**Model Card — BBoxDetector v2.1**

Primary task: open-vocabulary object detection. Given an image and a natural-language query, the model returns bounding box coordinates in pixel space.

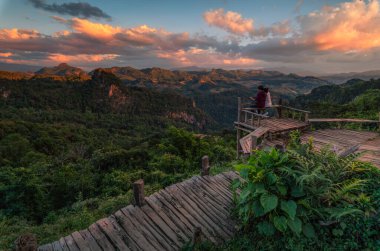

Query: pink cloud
[299,0,380,51]
[204,8,254,35]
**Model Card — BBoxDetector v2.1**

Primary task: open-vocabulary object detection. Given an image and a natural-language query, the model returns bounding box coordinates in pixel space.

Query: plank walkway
[235,118,309,134]
[38,172,240,251]
[264,129,380,167]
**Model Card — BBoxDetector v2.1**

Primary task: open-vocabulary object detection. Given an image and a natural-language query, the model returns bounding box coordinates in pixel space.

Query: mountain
[321,70,380,84]
[35,63,90,80]
[0,69,212,129]
[91,66,329,127]
[0,64,329,128]
[293,78,380,120]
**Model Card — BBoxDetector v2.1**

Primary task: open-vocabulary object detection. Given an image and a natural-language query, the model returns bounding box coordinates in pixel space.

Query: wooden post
[378,112,380,131]
[191,227,202,246]
[278,98,283,118]
[15,234,37,251]
[275,144,286,153]
[305,112,309,123]
[237,97,242,158]
[237,97,242,123]
[201,156,210,176]
[237,128,241,158]
[250,136,258,154]
[133,179,145,207]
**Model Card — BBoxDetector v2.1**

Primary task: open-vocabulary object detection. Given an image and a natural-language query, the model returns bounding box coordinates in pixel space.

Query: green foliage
[231,136,380,250]
[0,76,236,249]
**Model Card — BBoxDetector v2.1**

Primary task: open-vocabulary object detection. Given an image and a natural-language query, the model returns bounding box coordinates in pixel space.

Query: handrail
[241,109,270,118]
[309,118,379,123]
[280,106,311,114]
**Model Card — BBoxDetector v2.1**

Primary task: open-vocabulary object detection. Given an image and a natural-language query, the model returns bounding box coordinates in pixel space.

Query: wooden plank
[176,179,233,231]
[158,189,218,243]
[96,217,131,251]
[51,241,63,251]
[70,232,91,251]
[176,179,235,235]
[38,244,53,251]
[146,194,193,236]
[79,230,102,251]
[114,208,161,250]
[144,195,191,240]
[140,201,187,246]
[58,238,69,251]
[63,235,80,251]
[239,127,269,154]
[309,118,378,123]
[164,184,226,242]
[123,204,177,250]
[88,223,115,251]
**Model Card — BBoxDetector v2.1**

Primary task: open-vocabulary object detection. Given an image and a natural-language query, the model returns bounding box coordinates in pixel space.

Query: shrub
[232,133,380,250]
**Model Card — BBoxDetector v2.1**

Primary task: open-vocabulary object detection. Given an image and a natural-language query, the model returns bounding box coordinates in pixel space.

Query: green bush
[232,133,380,250]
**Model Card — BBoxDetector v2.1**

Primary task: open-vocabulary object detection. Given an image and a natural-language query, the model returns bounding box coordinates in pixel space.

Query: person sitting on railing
[249,85,266,113]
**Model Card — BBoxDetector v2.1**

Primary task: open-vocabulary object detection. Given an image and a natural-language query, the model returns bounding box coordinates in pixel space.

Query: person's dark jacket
[256,90,266,108]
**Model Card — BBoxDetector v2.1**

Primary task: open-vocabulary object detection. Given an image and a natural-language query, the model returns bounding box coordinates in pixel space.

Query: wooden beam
[133,179,145,207]
[338,145,360,157]
[201,156,210,176]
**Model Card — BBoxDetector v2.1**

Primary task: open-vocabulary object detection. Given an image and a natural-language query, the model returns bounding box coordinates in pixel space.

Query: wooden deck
[38,172,240,251]
[264,129,380,167]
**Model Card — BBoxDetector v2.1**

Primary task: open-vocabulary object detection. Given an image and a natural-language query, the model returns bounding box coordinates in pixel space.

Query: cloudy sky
[0,0,380,74]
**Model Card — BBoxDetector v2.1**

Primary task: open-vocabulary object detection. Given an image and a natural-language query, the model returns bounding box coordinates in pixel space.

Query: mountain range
[320,70,380,84]
[0,63,332,127]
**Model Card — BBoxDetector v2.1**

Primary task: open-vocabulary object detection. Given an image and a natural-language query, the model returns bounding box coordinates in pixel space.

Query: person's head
[264,87,269,93]
[257,85,264,91]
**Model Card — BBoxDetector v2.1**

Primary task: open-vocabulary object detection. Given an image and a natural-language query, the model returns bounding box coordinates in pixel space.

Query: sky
[0,0,380,74]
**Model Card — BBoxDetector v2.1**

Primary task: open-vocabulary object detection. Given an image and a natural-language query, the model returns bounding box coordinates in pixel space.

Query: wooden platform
[235,118,309,134]
[264,129,380,167]
[38,172,240,251]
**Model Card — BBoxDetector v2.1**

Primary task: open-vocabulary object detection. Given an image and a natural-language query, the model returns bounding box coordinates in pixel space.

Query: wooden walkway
[38,172,240,251]
[264,129,380,167]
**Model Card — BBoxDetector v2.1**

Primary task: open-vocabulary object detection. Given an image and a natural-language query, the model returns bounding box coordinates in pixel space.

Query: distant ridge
[35,63,90,79]
[321,70,380,84]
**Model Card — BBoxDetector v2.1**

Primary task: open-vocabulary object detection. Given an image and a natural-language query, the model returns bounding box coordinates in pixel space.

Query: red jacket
[256,90,267,108]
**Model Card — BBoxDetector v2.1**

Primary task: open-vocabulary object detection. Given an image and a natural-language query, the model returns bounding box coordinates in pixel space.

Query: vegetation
[215,132,380,250]
[294,78,380,121]
[0,73,235,250]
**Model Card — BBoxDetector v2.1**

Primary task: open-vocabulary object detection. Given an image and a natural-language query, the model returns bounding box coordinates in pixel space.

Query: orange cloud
[204,8,254,35]
[0,28,40,40]
[203,8,290,37]
[48,53,119,62]
[158,48,257,68]
[304,0,380,51]
[69,18,122,40]
[0,52,13,57]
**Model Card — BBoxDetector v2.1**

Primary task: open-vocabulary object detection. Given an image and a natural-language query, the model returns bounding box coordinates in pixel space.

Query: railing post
[133,179,145,207]
[305,112,309,123]
[237,97,242,158]
[201,156,210,176]
[250,136,258,154]
[278,98,283,118]
[237,97,242,122]
[378,112,380,131]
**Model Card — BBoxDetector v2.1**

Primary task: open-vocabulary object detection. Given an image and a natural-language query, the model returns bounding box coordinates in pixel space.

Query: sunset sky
[1,0,380,74]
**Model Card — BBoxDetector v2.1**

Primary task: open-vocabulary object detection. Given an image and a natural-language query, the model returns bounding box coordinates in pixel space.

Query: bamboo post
[201,156,210,176]
[191,227,202,246]
[133,179,145,207]
[237,97,242,158]
[278,98,283,118]
[275,144,286,153]
[237,97,242,122]
[250,135,258,154]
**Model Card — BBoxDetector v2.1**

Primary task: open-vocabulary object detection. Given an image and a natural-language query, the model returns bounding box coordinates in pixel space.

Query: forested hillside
[293,78,380,120]
[1,64,330,128]
[0,71,235,249]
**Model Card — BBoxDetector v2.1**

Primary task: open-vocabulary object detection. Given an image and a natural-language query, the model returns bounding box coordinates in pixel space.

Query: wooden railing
[238,97,311,123]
